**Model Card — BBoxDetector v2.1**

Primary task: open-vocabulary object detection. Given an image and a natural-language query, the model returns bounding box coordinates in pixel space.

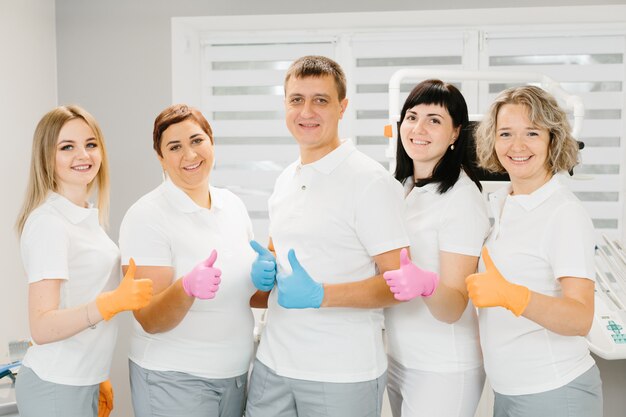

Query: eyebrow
[164,133,205,147]
[407,110,444,117]
[58,137,96,145]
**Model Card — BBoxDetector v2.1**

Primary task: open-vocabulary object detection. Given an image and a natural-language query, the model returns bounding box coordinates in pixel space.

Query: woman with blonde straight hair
[15,105,153,417]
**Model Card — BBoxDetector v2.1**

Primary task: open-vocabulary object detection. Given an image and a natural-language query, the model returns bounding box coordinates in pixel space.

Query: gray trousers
[494,365,603,417]
[129,359,247,417]
[245,358,386,417]
[15,365,98,417]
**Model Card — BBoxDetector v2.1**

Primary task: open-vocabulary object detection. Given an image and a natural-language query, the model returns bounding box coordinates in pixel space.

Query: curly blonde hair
[474,85,580,174]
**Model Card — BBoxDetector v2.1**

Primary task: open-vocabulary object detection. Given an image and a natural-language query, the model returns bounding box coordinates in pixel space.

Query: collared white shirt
[479,174,596,395]
[119,178,256,378]
[20,192,119,385]
[256,139,410,383]
[385,171,490,372]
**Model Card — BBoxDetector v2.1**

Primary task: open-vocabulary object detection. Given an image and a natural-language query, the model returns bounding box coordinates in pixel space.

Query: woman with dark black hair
[383,79,490,417]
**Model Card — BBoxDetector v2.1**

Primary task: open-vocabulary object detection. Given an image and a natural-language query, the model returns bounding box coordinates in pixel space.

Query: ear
[339,98,349,119]
[451,125,461,145]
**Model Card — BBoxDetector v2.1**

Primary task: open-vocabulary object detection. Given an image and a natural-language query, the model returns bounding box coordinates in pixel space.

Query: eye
[192,138,204,145]
[430,118,441,125]
[289,97,303,104]
[314,97,328,104]
[60,144,73,151]
[527,131,539,137]
[169,144,181,151]
[86,142,98,148]
[499,132,511,138]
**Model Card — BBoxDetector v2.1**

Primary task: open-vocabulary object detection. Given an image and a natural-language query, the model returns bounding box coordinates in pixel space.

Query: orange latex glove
[96,258,153,321]
[98,379,114,417]
[465,247,531,317]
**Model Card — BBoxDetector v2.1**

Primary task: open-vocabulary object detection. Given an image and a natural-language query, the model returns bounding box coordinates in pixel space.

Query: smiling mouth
[71,164,92,171]
[509,156,532,162]
[299,122,320,128]
[183,161,203,171]
[410,139,429,145]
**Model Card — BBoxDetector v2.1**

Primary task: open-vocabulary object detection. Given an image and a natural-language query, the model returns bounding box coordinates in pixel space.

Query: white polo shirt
[479,174,596,395]
[119,179,256,379]
[256,139,410,383]
[20,192,119,386]
[385,171,490,372]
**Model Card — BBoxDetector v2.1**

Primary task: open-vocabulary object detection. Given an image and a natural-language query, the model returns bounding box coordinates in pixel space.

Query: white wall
[0,0,57,360]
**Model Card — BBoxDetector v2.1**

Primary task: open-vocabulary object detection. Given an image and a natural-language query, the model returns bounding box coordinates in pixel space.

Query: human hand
[98,379,113,417]
[96,258,153,320]
[383,248,439,301]
[276,249,324,309]
[181,250,222,299]
[250,240,276,292]
[466,247,531,316]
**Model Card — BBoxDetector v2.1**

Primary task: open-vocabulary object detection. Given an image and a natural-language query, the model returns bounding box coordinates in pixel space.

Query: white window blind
[198,28,626,243]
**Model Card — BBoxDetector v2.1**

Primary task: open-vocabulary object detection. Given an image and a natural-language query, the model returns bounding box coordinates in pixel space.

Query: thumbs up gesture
[276,249,324,309]
[250,240,277,292]
[96,258,154,321]
[181,250,222,299]
[465,247,531,316]
[383,248,439,301]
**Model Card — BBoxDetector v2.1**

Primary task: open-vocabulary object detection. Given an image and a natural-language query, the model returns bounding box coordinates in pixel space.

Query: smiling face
[159,118,214,195]
[399,103,459,179]
[284,75,348,164]
[54,118,102,199]
[495,103,552,194]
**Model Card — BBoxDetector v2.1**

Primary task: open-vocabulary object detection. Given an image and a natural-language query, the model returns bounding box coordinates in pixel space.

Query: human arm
[276,247,406,309]
[126,253,221,334]
[249,237,276,308]
[28,260,152,345]
[466,248,594,336]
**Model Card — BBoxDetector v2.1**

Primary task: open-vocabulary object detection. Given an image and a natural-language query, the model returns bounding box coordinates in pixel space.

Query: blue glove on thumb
[250,240,276,292]
[277,249,324,309]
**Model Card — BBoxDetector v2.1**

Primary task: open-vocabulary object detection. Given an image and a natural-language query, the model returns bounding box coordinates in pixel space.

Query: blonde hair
[475,85,580,174]
[16,105,110,234]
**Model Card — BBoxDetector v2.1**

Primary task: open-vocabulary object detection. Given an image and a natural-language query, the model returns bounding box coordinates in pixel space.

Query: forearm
[522,291,594,336]
[30,301,103,345]
[250,290,270,308]
[133,279,194,333]
[321,275,400,308]
[423,284,468,324]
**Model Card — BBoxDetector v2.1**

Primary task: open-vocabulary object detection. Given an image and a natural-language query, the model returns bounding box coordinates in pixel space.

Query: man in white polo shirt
[245,55,410,417]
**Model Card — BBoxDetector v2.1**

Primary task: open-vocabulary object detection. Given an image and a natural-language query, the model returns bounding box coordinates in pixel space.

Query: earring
[450,144,455,151]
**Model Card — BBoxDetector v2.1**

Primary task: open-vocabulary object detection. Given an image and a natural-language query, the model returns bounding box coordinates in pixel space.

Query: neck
[412,160,437,182]
[181,182,211,209]
[56,184,89,208]
[299,138,341,165]
[510,172,553,195]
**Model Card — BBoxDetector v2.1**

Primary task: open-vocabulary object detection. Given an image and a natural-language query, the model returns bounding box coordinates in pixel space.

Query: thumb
[481,247,495,272]
[123,258,136,281]
[287,249,303,273]
[399,248,411,266]
[250,240,271,258]
[204,249,218,267]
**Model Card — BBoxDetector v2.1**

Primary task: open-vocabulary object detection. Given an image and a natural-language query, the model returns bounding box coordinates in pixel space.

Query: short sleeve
[20,214,70,283]
[355,175,410,256]
[544,202,596,281]
[439,184,490,256]
[119,202,172,267]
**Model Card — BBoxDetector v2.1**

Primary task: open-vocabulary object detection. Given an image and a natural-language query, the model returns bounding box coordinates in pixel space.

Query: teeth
[72,165,91,171]
[511,156,530,162]
[184,162,201,170]
[411,140,428,145]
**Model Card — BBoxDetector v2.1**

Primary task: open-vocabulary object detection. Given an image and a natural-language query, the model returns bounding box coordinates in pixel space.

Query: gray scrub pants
[129,359,247,417]
[245,358,386,417]
[493,365,603,417]
[15,365,98,417]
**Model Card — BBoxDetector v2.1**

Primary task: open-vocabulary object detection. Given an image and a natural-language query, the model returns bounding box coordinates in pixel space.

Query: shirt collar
[404,177,438,196]
[489,174,564,212]
[161,178,223,213]
[299,139,356,175]
[47,192,96,224]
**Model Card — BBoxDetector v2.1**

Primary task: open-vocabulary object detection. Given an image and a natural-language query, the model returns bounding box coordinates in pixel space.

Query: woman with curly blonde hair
[468,85,602,417]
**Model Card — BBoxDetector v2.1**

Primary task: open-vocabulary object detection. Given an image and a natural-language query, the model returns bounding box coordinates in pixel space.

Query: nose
[183,146,198,160]
[510,135,527,151]
[77,146,90,158]
[301,100,314,117]
[411,118,426,133]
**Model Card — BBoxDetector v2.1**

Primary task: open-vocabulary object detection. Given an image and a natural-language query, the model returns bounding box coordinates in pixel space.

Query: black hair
[394,79,482,193]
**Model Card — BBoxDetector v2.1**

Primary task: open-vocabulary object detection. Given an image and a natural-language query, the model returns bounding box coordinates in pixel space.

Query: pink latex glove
[181,250,222,299]
[383,248,440,301]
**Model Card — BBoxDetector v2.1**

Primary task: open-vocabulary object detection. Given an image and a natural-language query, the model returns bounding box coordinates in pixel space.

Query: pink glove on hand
[383,248,440,301]
[181,250,222,299]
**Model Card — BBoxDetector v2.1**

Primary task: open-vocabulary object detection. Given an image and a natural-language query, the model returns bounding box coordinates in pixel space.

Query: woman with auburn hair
[383,79,490,417]
[15,105,153,417]
[469,85,602,416]
[119,104,257,417]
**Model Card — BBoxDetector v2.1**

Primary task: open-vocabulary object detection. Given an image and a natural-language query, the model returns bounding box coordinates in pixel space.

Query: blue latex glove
[250,240,277,292]
[277,249,324,309]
